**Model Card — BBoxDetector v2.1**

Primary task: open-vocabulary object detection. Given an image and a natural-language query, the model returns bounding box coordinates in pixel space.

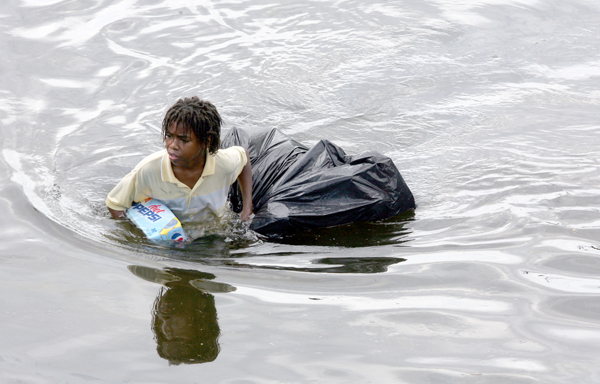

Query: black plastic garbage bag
[222,127,415,238]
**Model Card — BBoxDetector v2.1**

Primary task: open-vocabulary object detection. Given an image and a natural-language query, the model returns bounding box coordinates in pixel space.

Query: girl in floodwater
[106,97,253,224]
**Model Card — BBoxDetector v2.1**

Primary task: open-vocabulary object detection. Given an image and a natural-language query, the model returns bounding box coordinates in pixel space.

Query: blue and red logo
[171,232,185,242]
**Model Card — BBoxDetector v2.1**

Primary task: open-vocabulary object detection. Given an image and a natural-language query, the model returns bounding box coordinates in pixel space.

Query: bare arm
[237,148,253,221]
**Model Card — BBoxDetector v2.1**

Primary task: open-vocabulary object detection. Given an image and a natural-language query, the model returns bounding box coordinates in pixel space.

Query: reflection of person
[128,266,236,365]
[106,97,253,222]
[152,284,220,364]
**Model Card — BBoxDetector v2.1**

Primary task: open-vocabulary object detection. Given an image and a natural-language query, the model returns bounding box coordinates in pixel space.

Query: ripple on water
[2,0,600,381]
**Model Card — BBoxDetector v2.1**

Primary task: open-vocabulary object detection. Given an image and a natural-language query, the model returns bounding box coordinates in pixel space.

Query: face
[165,122,207,169]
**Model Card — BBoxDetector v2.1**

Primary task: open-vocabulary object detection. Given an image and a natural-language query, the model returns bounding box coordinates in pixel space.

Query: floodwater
[1,0,600,382]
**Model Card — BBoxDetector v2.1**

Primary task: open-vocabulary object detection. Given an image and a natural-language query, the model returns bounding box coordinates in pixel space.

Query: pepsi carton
[126,198,187,243]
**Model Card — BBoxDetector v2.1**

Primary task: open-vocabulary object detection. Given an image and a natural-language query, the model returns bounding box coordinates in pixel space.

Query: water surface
[1,0,600,382]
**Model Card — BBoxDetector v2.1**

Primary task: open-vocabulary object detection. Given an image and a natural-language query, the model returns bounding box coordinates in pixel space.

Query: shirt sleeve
[105,168,147,211]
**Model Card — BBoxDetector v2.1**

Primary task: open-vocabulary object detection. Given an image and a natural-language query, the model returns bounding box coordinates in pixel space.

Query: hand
[108,207,127,219]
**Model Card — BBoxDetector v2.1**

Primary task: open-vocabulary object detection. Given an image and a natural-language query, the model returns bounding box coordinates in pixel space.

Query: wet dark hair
[162,96,221,155]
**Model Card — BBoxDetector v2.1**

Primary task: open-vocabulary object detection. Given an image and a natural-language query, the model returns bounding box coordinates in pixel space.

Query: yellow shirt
[106,147,247,222]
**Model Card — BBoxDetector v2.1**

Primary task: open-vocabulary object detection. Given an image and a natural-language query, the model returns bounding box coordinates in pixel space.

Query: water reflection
[128,266,235,365]
[143,234,407,273]
[229,256,406,274]
[264,210,415,247]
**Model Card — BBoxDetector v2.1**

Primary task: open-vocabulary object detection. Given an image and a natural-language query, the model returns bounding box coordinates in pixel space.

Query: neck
[171,151,207,189]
